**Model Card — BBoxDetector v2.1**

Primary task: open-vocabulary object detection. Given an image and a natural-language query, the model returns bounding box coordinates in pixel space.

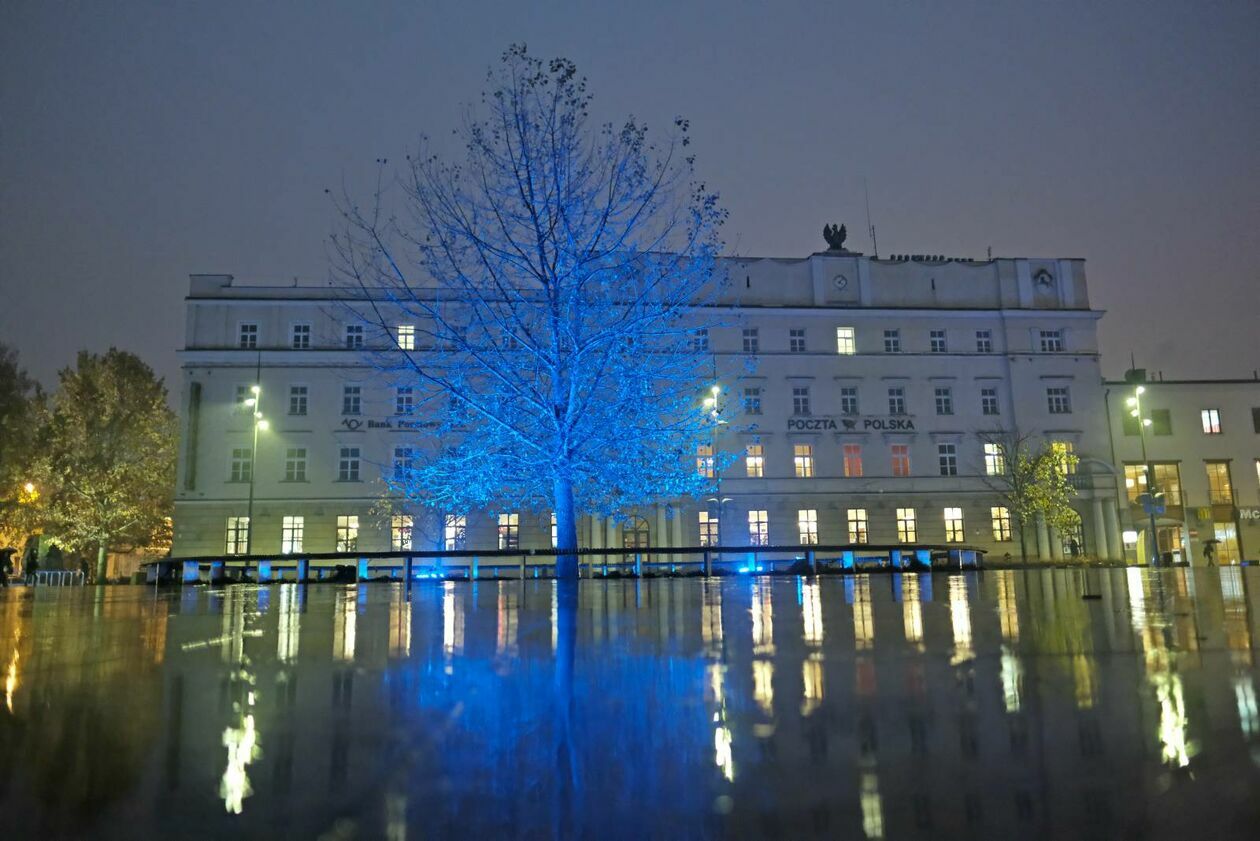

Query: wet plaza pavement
[2,567,1259,839]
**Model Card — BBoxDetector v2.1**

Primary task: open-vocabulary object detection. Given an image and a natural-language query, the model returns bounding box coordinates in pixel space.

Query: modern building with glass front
[172,249,1126,562]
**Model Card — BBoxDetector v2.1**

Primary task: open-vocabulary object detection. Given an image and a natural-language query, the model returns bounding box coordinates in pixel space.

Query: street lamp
[1126,385,1161,565]
[245,384,266,555]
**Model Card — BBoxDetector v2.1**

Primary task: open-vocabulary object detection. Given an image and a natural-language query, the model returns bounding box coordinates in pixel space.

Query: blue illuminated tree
[332,45,727,578]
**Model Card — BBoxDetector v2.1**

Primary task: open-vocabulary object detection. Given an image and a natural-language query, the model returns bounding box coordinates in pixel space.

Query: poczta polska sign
[787,416,916,432]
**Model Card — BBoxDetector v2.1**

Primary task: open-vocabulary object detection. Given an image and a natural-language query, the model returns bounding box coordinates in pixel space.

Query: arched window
[622,516,651,549]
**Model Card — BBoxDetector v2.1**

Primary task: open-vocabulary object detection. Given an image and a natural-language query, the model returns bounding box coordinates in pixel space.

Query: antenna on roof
[864,178,878,258]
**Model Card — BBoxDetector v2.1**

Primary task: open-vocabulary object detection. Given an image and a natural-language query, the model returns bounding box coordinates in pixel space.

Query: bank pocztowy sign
[341,418,437,431]
[787,416,916,432]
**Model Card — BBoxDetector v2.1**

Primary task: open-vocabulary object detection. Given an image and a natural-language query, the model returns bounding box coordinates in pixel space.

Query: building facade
[173,251,1125,562]
[1105,373,1260,564]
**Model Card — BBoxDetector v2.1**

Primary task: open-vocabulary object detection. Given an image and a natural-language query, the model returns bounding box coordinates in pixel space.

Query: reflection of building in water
[852,576,874,651]
[495,584,518,658]
[901,574,924,649]
[859,771,885,840]
[442,581,464,664]
[751,580,775,718]
[948,575,973,665]
[277,584,300,663]
[333,587,356,662]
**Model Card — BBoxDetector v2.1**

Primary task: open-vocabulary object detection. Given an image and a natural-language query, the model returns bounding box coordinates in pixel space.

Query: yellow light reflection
[753,659,774,717]
[802,581,823,646]
[714,724,734,782]
[277,584,300,663]
[860,772,885,839]
[1001,646,1022,713]
[443,581,464,666]
[902,575,923,649]
[389,590,411,659]
[333,588,356,662]
[4,636,18,715]
[949,575,973,665]
[220,709,259,814]
[1235,676,1258,739]
[752,580,774,656]
[996,570,1019,643]
[1073,654,1098,710]
[853,575,874,651]
[702,581,724,656]
[801,656,824,717]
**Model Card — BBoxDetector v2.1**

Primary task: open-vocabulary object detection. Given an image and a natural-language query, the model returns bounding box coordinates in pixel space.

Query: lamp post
[1126,386,1160,566]
[244,383,268,555]
[702,384,726,559]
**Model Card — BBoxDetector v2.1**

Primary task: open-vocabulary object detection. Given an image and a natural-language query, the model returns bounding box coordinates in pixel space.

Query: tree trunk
[95,543,107,583]
[553,475,579,579]
[1018,519,1029,564]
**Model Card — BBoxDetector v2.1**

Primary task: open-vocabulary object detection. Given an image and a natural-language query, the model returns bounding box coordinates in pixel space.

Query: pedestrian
[1068,537,1081,559]
[0,547,14,587]
[23,538,39,582]
[1203,541,1217,566]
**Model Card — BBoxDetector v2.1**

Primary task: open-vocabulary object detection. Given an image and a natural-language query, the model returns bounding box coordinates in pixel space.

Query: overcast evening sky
[2,0,1257,389]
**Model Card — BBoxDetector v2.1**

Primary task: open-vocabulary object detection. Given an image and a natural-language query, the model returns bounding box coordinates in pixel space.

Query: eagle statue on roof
[823,223,847,251]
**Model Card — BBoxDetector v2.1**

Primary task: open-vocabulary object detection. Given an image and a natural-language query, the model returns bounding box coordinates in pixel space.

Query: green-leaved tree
[981,430,1080,563]
[0,344,43,550]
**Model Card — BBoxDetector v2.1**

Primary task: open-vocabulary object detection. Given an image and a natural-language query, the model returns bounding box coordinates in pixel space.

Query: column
[590,513,603,565]
[672,507,684,565]
[655,504,668,568]
[1035,514,1051,561]
[1103,498,1122,561]
[1049,526,1063,560]
[606,518,618,569]
[1091,497,1108,562]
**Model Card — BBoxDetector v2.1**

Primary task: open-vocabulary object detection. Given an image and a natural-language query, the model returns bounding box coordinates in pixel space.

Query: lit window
[1046,386,1072,414]
[225,516,250,555]
[345,324,364,349]
[443,514,467,550]
[991,507,1012,542]
[1205,461,1233,504]
[1124,464,1149,503]
[281,515,304,554]
[342,385,361,416]
[697,444,715,478]
[338,447,361,482]
[896,508,917,543]
[698,511,720,546]
[392,446,414,481]
[745,444,764,478]
[839,386,859,415]
[396,324,415,350]
[792,386,811,416]
[798,509,818,544]
[1038,330,1063,353]
[742,328,759,354]
[943,508,965,543]
[836,327,856,355]
[691,328,709,352]
[284,448,307,482]
[291,323,311,349]
[930,330,947,353]
[891,444,911,477]
[742,387,762,415]
[975,330,992,353]
[981,387,1000,416]
[395,386,414,415]
[934,387,953,415]
[238,323,258,349]
[229,448,252,483]
[288,384,308,416]
[336,515,359,552]
[888,387,906,415]
[793,444,814,478]
[391,515,413,551]
[1051,441,1077,476]
[847,509,869,544]
[747,510,769,546]
[497,513,519,549]
[789,328,807,353]
[938,443,958,476]
[843,443,863,477]
[984,442,1005,476]
[1201,408,1222,434]
[883,329,901,353]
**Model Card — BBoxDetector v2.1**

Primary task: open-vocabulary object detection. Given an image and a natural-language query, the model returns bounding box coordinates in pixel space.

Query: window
[747,510,769,546]
[742,387,762,415]
[975,330,992,353]
[281,516,304,554]
[847,509,869,544]
[888,387,906,415]
[229,448,252,483]
[345,324,364,349]
[691,328,709,352]
[742,328,759,354]
[1046,386,1072,415]
[793,444,814,478]
[984,443,1005,476]
[1038,330,1063,353]
[697,444,715,478]
[792,386,811,416]
[1205,461,1234,504]
[336,515,359,552]
[393,446,414,480]
[934,387,953,415]
[930,330,947,353]
[883,329,901,353]
[891,444,911,477]
[698,512,720,546]
[444,514,467,550]
[291,323,311,349]
[789,328,807,353]
[395,386,414,415]
[1050,441,1077,476]
[396,324,415,350]
[1201,409,1222,434]
[896,508,917,543]
[798,509,818,544]
[288,384,308,416]
[944,508,965,543]
[1253,407,1260,433]
[497,513,520,549]
[981,387,1000,416]
[338,447,361,482]
[843,443,863,477]
[1150,408,1172,435]
[1152,463,1183,505]
[938,443,958,476]
[745,444,764,478]
[342,385,361,415]
[238,323,258,349]
[836,327,855,355]
[991,507,1012,542]
[225,516,249,555]
[284,448,307,482]
[839,386,859,415]
[391,515,413,551]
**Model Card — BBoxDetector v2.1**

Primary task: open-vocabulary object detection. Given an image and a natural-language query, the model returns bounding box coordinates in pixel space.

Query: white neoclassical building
[172,250,1125,562]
